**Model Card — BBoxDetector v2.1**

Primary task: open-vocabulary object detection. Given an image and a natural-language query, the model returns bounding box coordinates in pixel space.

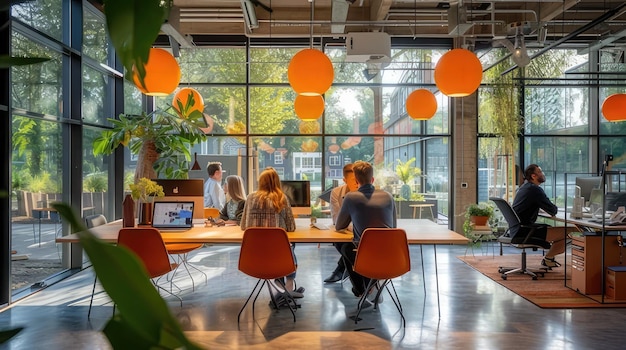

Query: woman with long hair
[240,168,302,297]
[219,175,247,225]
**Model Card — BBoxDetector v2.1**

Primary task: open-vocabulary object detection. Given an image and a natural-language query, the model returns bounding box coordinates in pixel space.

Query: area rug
[458,254,626,309]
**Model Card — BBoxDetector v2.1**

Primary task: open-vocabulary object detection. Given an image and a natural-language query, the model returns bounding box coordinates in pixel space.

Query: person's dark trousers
[333,243,346,272]
[339,242,370,297]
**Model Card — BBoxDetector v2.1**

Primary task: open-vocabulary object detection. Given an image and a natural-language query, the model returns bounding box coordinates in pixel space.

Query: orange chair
[118,228,182,306]
[165,243,207,291]
[352,228,411,327]
[237,227,298,324]
[204,207,220,220]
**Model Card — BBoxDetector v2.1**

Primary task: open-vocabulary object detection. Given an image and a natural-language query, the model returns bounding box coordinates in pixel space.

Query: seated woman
[219,175,246,225]
[240,167,303,298]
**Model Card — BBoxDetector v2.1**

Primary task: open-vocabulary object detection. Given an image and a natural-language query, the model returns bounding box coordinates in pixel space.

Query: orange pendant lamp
[406,89,437,120]
[172,88,204,118]
[434,48,483,97]
[294,94,325,120]
[288,48,334,96]
[602,93,626,122]
[132,48,181,96]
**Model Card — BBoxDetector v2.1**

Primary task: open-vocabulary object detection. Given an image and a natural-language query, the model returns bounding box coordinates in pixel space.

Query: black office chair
[489,197,550,280]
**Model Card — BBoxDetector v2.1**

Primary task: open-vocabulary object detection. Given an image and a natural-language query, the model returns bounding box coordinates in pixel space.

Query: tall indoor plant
[93,107,206,184]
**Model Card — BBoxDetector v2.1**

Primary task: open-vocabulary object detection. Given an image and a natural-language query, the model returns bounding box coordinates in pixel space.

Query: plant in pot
[395,157,421,200]
[463,202,495,237]
[129,177,165,225]
[93,105,206,185]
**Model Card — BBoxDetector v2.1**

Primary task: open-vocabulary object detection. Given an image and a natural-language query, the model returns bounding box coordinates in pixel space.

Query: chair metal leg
[238,279,264,326]
[87,275,98,318]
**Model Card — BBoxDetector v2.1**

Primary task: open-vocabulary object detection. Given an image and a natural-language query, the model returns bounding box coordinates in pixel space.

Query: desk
[542,212,626,302]
[409,203,435,219]
[57,218,467,316]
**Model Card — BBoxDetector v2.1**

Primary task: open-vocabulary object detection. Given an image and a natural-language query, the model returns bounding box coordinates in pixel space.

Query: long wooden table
[56,218,467,245]
[57,218,467,317]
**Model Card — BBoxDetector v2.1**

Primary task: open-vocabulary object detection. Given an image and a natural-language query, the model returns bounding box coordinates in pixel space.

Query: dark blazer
[219,199,246,223]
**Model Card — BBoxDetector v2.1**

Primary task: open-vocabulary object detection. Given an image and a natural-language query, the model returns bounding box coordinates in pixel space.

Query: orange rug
[458,254,626,309]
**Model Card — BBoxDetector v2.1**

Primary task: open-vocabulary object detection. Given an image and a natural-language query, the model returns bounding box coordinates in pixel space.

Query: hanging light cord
[310,0,314,48]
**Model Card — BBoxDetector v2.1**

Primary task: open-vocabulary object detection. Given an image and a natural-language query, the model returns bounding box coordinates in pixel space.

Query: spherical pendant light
[406,89,437,120]
[172,88,204,118]
[132,48,181,96]
[434,48,483,97]
[294,94,325,120]
[602,93,626,122]
[288,48,334,96]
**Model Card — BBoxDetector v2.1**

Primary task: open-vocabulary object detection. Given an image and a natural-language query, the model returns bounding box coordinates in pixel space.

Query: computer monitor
[575,176,602,203]
[281,180,311,217]
[152,179,205,219]
[606,192,626,212]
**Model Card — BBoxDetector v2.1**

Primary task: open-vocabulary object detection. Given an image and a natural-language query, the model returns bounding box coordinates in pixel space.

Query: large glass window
[11,33,63,116]
[82,6,109,63]
[11,0,63,41]
[11,115,64,291]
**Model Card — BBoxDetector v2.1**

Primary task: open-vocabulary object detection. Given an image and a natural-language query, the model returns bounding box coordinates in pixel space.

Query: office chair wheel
[532,276,538,280]
[501,274,507,280]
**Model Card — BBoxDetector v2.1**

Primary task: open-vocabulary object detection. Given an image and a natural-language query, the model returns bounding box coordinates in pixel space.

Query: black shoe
[324,270,344,283]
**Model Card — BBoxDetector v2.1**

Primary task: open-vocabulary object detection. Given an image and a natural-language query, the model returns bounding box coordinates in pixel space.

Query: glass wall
[147,45,451,221]
[9,1,118,296]
[477,48,626,207]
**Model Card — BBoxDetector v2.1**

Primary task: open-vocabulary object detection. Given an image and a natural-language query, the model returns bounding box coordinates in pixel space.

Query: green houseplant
[463,202,495,236]
[93,108,206,184]
[395,158,422,200]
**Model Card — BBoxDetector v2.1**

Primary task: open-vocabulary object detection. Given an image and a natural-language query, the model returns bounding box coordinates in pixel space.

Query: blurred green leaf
[0,327,23,344]
[0,56,50,68]
[104,0,171,86]
[51,202,201,349]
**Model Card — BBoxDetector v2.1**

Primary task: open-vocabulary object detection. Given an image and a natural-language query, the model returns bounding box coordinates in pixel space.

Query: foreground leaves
[52,203,201,349]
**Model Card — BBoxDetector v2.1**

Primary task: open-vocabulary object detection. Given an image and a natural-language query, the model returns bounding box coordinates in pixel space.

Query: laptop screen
[152,201,194,230]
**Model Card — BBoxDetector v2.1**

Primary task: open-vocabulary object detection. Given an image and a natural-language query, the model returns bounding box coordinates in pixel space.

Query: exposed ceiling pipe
[502,2,626,75]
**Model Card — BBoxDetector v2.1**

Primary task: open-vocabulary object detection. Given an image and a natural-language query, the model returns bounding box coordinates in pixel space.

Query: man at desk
[513,164,566,268]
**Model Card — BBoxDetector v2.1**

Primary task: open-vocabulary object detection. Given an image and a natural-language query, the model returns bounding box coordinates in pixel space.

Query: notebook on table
[151,201,195,232]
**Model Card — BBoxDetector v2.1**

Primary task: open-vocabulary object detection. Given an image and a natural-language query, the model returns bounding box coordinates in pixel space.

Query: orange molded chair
[237,227,298,325]
[118,228,182,306]
[353,228,411,327]
[204,207,220,220]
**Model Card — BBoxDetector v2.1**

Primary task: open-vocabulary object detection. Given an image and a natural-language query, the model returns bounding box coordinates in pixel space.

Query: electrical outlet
[461,182,468,188]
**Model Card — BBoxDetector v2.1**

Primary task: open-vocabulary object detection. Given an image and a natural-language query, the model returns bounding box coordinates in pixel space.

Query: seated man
[335,161,396,299]
[512,164,566,268]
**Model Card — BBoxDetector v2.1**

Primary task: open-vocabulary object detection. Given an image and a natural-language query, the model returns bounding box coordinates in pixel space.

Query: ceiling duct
[331,0,350,34]
[448,4,473,36]
[241,0,259,30]
[161,6,194,49]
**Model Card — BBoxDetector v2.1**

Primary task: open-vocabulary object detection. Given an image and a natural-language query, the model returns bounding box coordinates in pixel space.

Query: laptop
[151,201,195,231]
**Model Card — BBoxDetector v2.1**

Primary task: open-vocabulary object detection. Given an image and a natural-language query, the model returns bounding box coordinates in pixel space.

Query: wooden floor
[2,242,626,349]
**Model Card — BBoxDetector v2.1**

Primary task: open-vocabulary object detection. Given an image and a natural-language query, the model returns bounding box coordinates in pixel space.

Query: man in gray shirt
[335,160,396,298]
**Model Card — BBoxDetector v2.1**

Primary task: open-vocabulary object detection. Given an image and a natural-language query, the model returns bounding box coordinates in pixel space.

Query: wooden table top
[541,211,626,231]
[56,218,468,245]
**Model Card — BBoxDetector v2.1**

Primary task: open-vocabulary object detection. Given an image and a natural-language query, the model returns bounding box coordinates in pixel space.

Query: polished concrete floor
[1,242,626,349]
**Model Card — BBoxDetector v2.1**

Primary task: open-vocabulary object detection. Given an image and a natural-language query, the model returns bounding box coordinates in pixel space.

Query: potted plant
[395,158,421,200]
[463,202,494,236]
[93,107,206,185]
[129,178,165,225]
